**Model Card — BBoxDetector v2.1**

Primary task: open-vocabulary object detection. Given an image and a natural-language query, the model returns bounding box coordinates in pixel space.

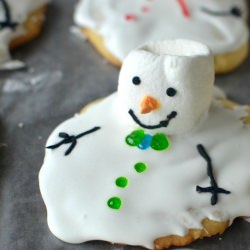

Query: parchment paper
[0,1,249,249]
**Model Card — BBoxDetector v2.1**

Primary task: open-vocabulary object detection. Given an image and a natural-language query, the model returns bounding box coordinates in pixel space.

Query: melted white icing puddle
[40,94,250,249]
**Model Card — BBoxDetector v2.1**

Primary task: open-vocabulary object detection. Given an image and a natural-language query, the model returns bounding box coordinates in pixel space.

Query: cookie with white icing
[39,40,250,249]
[0,0,49,70]
[74,0,249,73]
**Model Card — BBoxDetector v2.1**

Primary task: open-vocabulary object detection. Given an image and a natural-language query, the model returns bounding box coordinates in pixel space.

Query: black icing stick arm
[0,0,18,30]
[46,126,101,156]
[196,144,231,206]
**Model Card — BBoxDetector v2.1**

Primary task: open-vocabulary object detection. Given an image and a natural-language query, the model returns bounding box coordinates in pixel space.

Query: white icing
[0,59,25,70]
[70,25,87,41]
[39,41,250,249]
[74,0,249,61]
[213,86,226,100]
[0,0,49,69]
[39,95,250,249]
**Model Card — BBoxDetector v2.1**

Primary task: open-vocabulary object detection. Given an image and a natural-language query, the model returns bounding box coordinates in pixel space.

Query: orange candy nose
[140,96,160,114]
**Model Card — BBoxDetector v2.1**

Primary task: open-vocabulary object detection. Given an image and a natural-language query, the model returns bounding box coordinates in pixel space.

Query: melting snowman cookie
[39,40,250,250]
[0,0,49,70]
[74,0,249,73]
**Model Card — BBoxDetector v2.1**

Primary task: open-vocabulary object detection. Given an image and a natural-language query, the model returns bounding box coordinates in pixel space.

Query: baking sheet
[0,0,249,249]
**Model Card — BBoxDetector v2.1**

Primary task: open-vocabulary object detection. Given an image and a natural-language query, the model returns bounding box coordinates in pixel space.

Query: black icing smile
[201,6,243,18]
[128,109,177,130]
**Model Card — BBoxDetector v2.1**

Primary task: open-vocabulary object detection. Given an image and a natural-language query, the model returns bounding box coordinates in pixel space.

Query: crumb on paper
[70,26,87,41]
[2,79,29,93]
[18,123,24,128]
[29,71,63,86]
[30,74,47,86]
[2,70,63,93]
[0,60,26,71]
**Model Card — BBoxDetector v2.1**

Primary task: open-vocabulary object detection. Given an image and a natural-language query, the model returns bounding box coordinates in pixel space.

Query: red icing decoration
[177,0,190,18]
[125,14,138,21]
[142,6,150,13]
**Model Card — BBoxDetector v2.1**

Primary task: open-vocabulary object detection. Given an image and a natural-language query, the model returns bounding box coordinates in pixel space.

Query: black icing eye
[132,76,141,85]
[231,6,242,17]
[166,88,177,97]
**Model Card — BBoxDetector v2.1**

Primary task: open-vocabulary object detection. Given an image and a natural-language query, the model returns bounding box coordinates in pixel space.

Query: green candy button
[125,130,145,147]
[107,197,123,210]
[151,133,170,151]
[115,177,128,188]
[134,162,147,173]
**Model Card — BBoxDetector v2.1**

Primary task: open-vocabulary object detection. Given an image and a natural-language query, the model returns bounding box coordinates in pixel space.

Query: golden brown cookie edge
[10,5,47,49]
[82,28,249,74]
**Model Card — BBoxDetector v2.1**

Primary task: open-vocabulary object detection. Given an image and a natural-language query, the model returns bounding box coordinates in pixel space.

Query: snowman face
[118,40,214,135]
[75,0,248,60]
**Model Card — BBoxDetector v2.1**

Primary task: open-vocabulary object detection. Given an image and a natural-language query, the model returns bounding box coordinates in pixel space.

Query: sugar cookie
[0,0,49,70]
[74,0,249,73]
[39,40,250,249]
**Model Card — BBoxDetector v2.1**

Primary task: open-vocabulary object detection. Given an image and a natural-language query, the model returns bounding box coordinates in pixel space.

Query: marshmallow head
[118,40,214,135]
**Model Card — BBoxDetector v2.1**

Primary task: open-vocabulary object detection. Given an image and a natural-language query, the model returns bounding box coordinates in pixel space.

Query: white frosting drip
[74,0,249,60]
[0,0,49,68]
[39,94,250,249]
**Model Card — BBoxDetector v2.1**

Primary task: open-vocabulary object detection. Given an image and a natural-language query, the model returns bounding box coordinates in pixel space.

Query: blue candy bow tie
[125,129,170,151]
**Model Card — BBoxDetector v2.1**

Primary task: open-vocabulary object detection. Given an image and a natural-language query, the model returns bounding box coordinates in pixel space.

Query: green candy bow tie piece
[125,129,170,151]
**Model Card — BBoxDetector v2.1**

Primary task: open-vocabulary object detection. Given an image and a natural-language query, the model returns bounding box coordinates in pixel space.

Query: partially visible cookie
[213,43,249,74]
[0,0,49,69]
[74,0,249,73]
[9,6,47,49]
